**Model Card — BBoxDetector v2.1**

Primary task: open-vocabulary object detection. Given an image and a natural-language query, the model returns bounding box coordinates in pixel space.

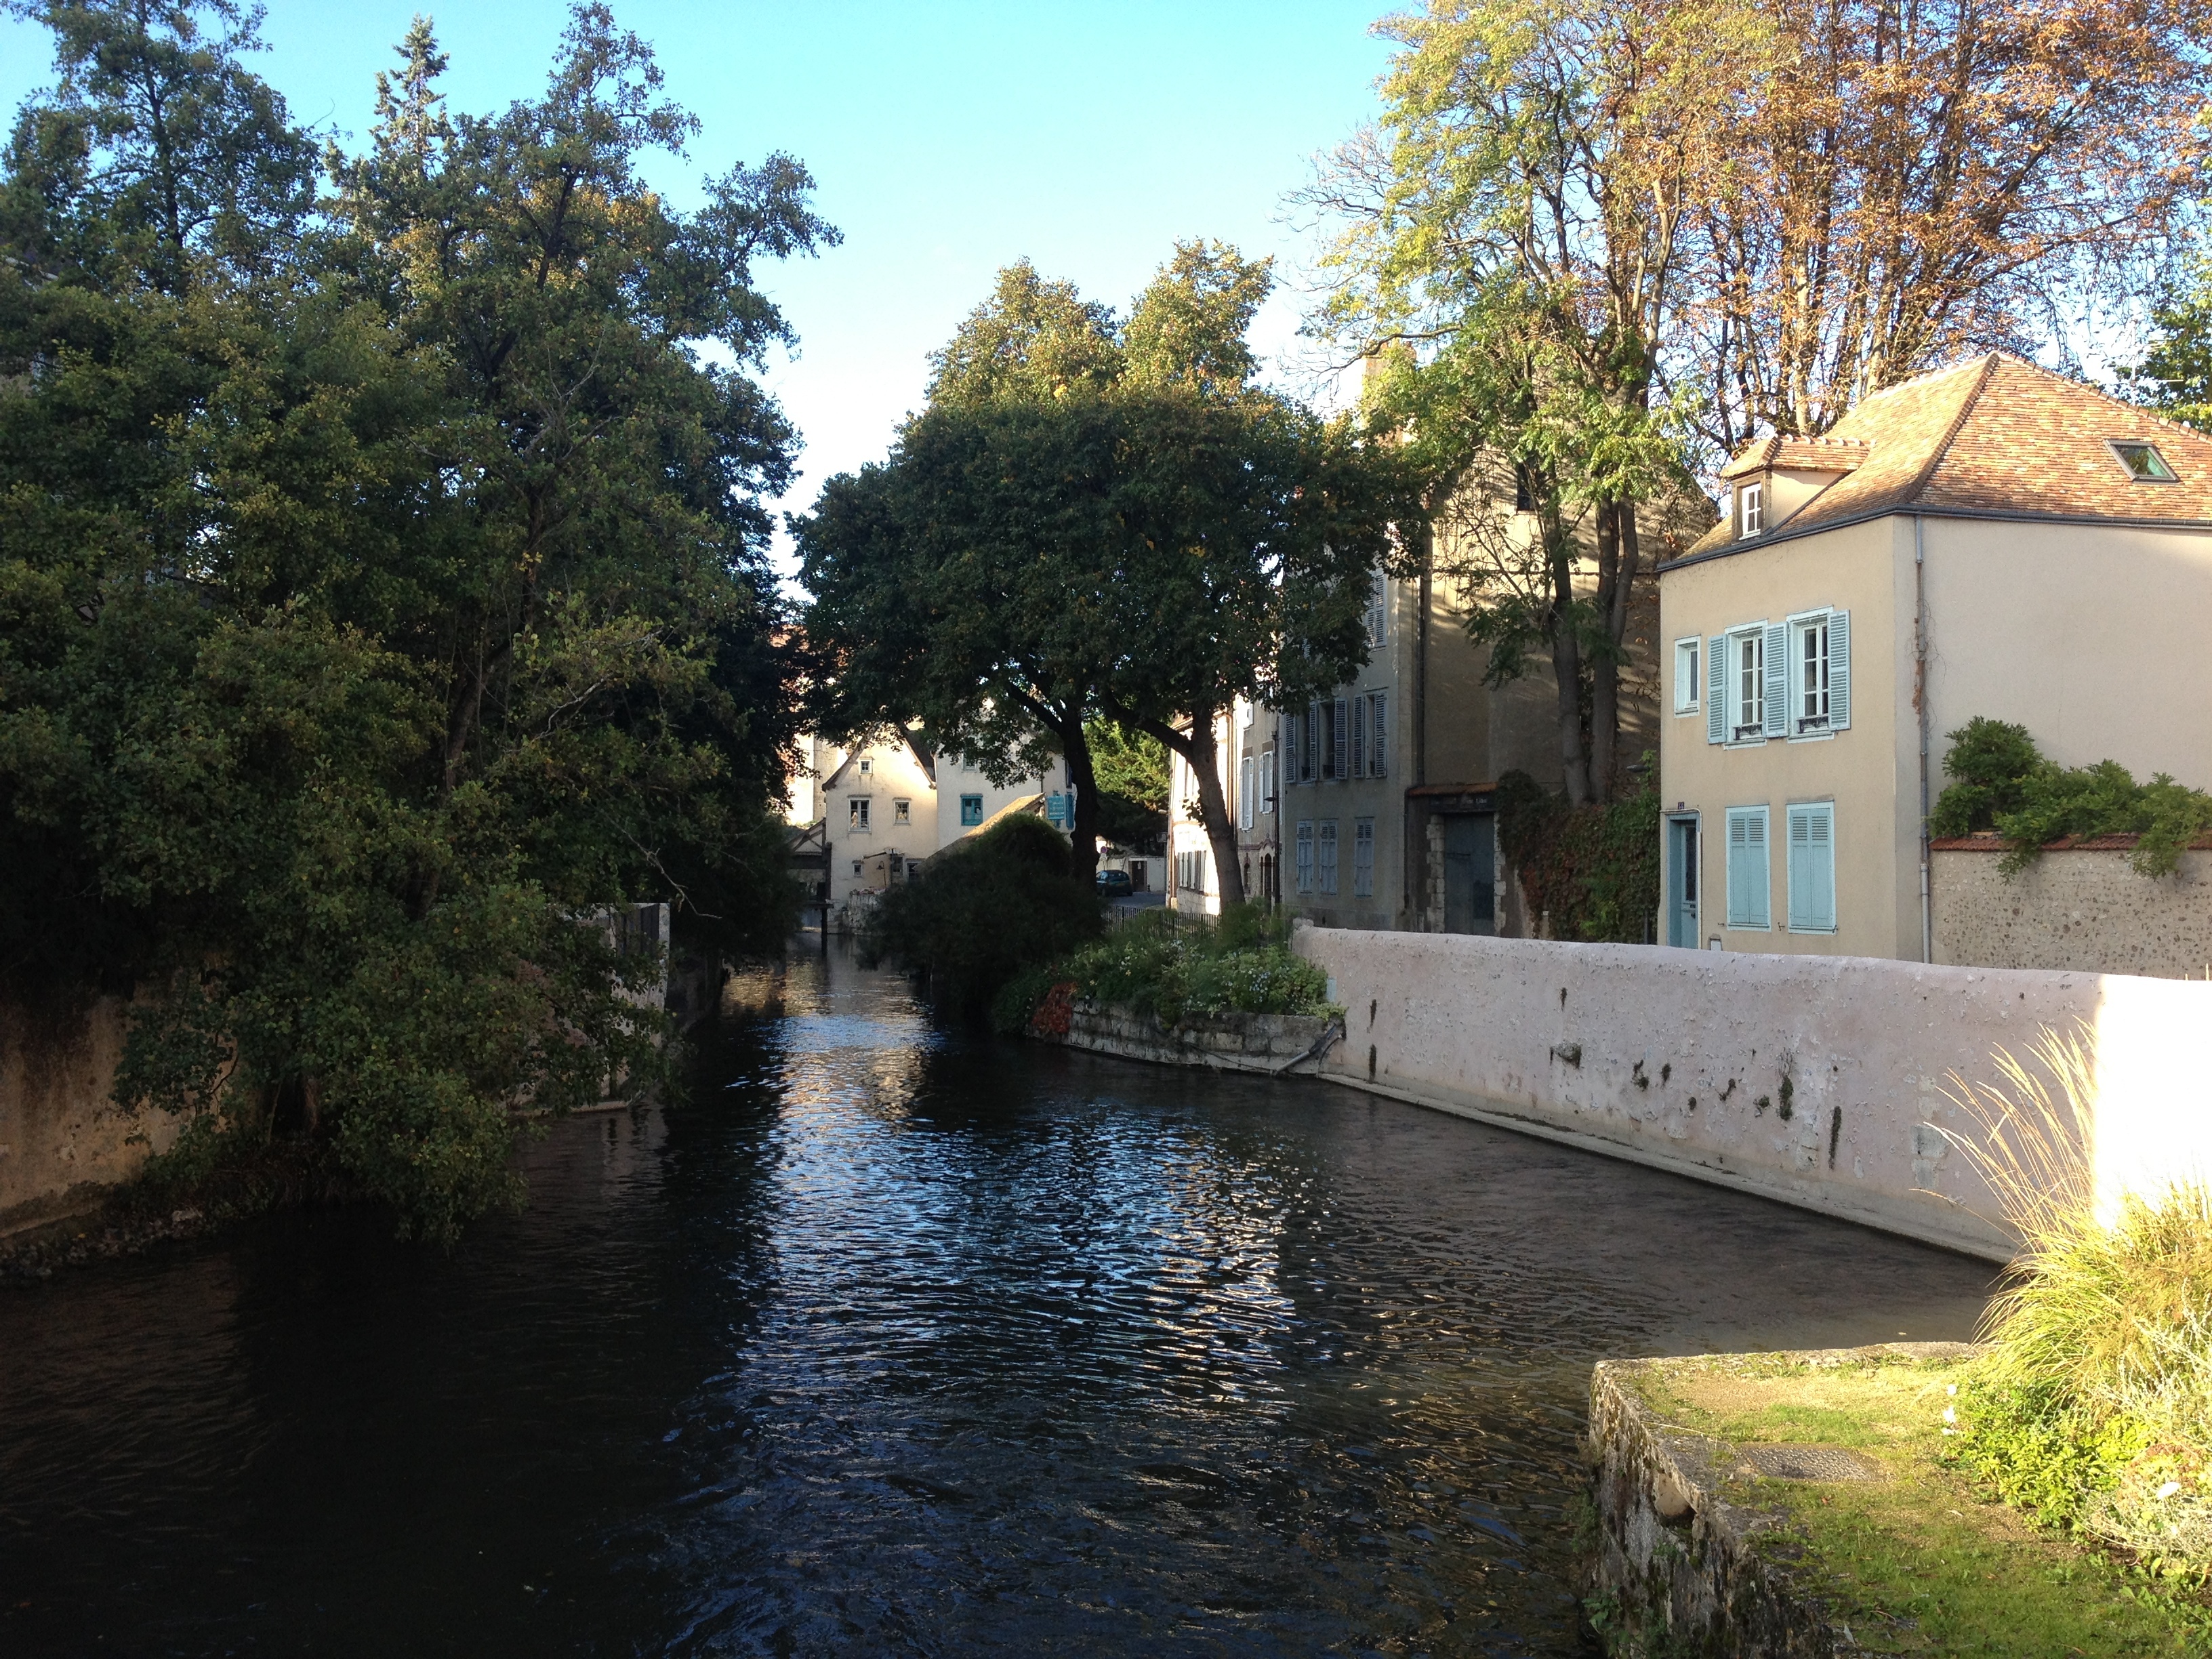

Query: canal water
[0,945,1994,1658]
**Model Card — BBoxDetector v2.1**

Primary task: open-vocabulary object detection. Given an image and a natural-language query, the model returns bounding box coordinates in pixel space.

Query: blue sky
[0,2,1395,568]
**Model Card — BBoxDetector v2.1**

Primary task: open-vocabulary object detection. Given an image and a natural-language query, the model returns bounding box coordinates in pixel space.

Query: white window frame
[1352,817,1376,898]
[1738,481,1764,537]
[1317,819,1339,896]
[1724,624,1766,743]
[1725,804,1771,930]
[1673,637,1701,715]
[1294,821,1315,893]
[893,798,911,825]
[1239,756,1255,830]
[1786,800,1837,934]
[1259,747,1276,814]
[849,797,872,832]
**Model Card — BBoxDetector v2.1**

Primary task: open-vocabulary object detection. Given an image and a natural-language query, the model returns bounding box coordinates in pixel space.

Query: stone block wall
[1933,842,2212,979]
[1045,1001,1340,1076]
[1,997,180,1235]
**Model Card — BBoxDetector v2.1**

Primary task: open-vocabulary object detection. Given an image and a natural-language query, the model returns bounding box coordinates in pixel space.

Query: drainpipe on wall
[1914,514,1933,964]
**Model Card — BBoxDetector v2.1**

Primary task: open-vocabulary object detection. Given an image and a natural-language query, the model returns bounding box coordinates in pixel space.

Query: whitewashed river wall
[1291,924,2212,1262]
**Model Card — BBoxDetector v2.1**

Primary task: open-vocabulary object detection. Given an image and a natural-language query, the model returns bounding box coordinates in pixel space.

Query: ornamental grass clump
[1942,1026,2212,1582]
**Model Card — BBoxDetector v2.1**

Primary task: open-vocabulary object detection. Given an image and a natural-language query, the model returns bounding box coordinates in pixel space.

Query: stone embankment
[1030,986,1341,1076]
[1584,1344,1978,1656]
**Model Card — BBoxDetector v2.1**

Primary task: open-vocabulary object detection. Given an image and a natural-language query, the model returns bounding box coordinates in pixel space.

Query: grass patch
[1047,903,1334,1028]
[1633,1353,2211,1654]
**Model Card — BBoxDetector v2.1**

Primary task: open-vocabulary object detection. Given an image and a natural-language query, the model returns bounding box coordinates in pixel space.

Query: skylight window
[2110,441,2178,482]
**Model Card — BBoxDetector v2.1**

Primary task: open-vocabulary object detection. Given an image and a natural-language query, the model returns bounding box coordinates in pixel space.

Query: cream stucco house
[1658,353,2212,959]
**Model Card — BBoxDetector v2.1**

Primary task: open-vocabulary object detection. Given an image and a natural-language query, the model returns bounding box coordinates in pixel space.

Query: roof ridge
[1898,352,2001,507]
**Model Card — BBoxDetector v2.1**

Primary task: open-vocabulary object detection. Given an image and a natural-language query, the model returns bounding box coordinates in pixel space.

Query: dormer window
[2110,441,2177,482]
[1739,481,1764,537]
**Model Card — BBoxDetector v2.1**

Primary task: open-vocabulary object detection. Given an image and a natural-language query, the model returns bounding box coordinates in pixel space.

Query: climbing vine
[1496,768,1662,943]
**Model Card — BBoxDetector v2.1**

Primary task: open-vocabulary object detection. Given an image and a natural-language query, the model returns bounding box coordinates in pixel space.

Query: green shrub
[1929,719,2212,876]
[861,814,1101,1018]
[1051,903,1331,1026]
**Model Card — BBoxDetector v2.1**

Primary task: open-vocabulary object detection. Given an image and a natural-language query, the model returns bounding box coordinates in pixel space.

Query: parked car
[1095,868,1133,896]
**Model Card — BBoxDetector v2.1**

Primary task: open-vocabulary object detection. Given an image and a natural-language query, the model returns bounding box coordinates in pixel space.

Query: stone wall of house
[1294,923,2212,1262]
[1933,842,2212,979]
[1,996,180,1236]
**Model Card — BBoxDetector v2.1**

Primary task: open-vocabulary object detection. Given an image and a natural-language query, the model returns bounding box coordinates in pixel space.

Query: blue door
[1666,816,1700,947]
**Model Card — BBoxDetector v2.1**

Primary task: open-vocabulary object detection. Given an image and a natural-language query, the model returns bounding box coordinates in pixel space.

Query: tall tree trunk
[1547,518,1592,806]
[1059,715,1102,884]
[1589,502,1620,804]
[1139,709,1246,908]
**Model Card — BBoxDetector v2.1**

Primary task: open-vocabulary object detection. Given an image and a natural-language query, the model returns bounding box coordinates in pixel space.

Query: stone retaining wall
[1292,924,2212,1261]
[1585,1345,1978,1656]
[1933,842,2212,979]
[1038,999,1340,1076]
[1,996,180,1236]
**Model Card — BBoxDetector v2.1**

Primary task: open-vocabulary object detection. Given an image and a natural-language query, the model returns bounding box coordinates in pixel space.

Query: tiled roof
[1717,435,1870,480]
[1677,354,2212,560]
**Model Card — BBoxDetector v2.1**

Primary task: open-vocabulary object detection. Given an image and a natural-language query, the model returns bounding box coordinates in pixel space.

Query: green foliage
[1497,766,1661,942]
[1050,904,1332,1027]
[0,3,828,1237]
[2129,276,2212,434]
[861,814,1102,1019]
[1929,720,2212,876]
[1085,719,1168,850]
[1927,717,2047,837]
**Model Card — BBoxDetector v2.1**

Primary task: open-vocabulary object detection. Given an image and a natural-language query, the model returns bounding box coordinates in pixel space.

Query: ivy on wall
[1497,769,1662,943]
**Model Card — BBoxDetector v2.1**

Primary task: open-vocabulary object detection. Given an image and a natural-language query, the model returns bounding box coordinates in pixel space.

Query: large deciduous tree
[798,244,1412,903]
[1303,0,2211,802]
[0,1,832,1236]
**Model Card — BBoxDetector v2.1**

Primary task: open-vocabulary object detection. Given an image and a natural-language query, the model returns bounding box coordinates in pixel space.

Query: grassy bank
[1620,1350,2208,1654]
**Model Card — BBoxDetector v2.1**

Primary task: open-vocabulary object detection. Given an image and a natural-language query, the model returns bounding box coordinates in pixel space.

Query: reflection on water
[0,943,1993,1656]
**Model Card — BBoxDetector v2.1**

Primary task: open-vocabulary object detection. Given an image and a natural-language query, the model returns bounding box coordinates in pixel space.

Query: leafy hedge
[1930,718,2212,876]
[1496,769,1661,943]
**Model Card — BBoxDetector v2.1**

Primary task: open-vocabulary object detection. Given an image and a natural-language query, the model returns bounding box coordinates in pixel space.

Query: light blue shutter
[1763,622,1787,737]
[1706,636,1727,744]
[1827,610,1850,731]
[1727,806,1770,928]
[1807,803,1835,928]
[1786,806,1813,929]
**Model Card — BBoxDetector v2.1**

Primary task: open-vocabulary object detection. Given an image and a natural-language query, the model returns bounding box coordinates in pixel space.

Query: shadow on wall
[1,996,181,1235]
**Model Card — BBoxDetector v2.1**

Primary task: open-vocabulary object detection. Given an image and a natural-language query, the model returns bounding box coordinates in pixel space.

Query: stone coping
[1035,998,1343,1077]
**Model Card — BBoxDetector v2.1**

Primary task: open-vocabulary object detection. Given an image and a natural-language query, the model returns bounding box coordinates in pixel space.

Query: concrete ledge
[1586,1344,1981,1656]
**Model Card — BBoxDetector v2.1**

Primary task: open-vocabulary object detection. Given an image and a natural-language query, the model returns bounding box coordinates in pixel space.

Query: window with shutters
[1352,818,1375,897]
[1786,607,1849,736]
[1673,638,1700,714]
[1786,802,1837,932]
[1317,820,1339,895]
[1295,821,1314,893]
[1240,757,1254,830]
[1725,805,1770,929]
[1367,691,1389,777]
[1725,626,1765,741]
